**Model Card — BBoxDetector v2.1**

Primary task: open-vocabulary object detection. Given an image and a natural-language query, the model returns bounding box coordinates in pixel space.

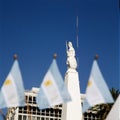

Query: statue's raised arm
[66,41,77,72]
[66,42,75,57]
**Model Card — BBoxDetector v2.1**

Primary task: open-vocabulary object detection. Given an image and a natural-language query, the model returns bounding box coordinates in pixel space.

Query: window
[37,117,40,120]
[32,116,37,120]
[26,96,28,103]
[18,115,22,120]
[19,107,23,113]
[24,106,27,114]
[23,115,26,120]
[33,97,36,104]
[29,96,32,103]
[41,117,44,120]
[58,104,62,108]
[33,106,37,114]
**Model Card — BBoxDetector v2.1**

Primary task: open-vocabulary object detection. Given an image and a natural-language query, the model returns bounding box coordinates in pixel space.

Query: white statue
[66,41,77,72]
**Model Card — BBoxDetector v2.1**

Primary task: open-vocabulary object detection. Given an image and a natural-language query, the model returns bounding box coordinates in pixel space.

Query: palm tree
[110,87,120,101]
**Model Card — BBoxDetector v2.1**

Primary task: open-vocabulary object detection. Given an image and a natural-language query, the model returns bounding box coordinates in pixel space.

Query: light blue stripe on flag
[91,61,114,103]
[10,60,25,106]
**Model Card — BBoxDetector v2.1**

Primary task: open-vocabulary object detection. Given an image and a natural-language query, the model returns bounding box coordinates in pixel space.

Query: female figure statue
[66,41,77,72]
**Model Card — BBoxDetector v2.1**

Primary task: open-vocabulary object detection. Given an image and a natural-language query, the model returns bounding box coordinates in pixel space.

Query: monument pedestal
[61,71,82,120]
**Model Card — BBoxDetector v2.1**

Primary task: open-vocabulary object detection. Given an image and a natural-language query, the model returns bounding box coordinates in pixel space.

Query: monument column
[61,41,82,120]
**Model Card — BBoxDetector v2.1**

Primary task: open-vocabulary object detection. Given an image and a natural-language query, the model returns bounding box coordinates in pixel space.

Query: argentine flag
[82,60,114,113]
[36,59,71,109]
[0,60,25,108]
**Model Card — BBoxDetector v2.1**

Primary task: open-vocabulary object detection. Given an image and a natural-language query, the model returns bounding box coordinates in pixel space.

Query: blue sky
[0,0,119,96]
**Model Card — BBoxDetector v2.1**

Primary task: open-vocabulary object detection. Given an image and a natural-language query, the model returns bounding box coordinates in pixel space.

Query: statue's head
[68,41,72,47]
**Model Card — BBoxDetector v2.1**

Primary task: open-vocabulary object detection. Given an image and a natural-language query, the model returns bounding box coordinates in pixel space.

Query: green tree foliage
[110,87,120,101]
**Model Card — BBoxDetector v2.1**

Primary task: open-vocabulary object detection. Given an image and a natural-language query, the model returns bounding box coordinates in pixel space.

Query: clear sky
[0,0,119,95]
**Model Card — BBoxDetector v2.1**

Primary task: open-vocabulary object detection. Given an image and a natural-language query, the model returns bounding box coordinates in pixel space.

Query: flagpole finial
[13,54,18,60]
[94,54,99,60]
[53,53,57,59]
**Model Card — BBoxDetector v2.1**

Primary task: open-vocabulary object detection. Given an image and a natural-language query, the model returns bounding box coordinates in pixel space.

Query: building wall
[6,87,63,120]
[6,87,100,120]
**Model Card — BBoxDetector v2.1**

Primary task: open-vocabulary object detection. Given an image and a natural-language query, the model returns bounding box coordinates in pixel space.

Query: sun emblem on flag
[44,80,52,87]
[4,79,12,86]
[88,80,92,87]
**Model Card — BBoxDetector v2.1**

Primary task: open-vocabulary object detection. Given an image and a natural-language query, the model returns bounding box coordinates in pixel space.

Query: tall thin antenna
[76,16,79,69]
[76,16,79,48]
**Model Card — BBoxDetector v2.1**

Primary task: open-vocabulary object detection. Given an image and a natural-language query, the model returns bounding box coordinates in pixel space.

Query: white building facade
[6,87,85,120]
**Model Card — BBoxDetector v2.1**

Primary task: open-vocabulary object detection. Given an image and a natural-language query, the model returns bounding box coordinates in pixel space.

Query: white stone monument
[61,41,82,120]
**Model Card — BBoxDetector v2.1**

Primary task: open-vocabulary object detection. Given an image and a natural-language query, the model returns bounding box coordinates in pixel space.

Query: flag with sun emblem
[0,60,25,108]
[36,59,71,109]
[82,60,114,113]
